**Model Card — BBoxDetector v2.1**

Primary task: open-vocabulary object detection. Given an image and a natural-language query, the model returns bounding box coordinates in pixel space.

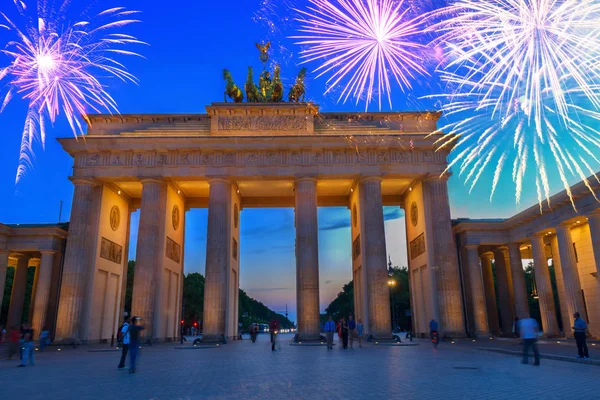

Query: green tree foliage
[523,261,563,331]
[0,267,15,326]
[182,272,204,324]
[324,281,354,323]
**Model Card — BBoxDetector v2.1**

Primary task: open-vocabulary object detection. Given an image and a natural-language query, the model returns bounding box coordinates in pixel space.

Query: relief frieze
[166,237,181,263]
[100,237,123,264]
[217,115,308,131]
[410,233,426,260]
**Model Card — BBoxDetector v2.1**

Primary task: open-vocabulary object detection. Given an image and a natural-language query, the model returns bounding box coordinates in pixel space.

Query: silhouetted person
[573,312,589,359]
[18,324,34,367]
[341,317,349,349]
[128,317,144,374]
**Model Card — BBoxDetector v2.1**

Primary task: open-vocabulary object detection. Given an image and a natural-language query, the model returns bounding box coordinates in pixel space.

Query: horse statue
[271,64,283,102]
[288,67,307,102]
[223,69,244,103]
[259,70,272,102]
[245,66,260,102]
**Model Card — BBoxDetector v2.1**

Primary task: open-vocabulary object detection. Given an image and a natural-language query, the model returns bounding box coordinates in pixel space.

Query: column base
[293,333,326,343]
[199,334,228,344]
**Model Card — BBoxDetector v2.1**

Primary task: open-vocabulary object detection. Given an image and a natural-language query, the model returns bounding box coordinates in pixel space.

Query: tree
[182,272,205,324]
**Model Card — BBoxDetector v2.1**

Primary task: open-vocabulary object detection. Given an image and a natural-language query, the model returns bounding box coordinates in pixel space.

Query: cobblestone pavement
[0,334,598,400]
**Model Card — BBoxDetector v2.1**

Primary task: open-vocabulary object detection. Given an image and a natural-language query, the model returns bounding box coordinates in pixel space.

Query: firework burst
[427,0,600,208]
[292,0,429,111]
[0,0,144,183]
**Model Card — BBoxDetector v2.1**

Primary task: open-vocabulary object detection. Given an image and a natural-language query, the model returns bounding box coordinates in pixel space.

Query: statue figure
[259,70,272,102]
[271,64,283,102]
[288,67,307,102]
[245,66,260,102]
[256,41,271,64]
[223,69,243,103]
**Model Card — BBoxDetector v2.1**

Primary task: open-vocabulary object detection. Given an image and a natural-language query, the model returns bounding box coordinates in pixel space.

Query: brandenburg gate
[52,102,464,343]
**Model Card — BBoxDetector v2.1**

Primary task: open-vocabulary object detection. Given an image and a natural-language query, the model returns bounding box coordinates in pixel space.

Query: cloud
[244,244,293,255]
[384,207,402,221]
[324,280,332,285]
[320,218,350,231]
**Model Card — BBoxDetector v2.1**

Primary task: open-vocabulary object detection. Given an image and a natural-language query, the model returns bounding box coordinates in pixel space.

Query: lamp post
[388,279,397,332]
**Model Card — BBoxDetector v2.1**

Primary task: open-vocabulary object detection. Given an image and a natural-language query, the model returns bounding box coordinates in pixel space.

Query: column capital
[40,250,56,255]
[0,249,9,255]
[507,243,522,250]
[359,176,383,184]
[423,172,451,182]
[555,222,573,232]
[69,177,97,187]
[480,253,493,260]
[140,177,165,185]
[587,208,600,218]
[464,244,480,250]
[294,176,318,184]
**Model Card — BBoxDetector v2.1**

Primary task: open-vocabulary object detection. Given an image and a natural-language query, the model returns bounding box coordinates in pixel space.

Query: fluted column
[481,254,500,334]
[555,224,585,335]
[493,248,514,335]
[0,251,9,315]
[507,244,529,319]
[295,178,321,341]
[423,176,464,336]
[531,235,560,336]
[31,251,55,339]
[132,179,167,340]
[7,255,30,328]
[358,177,391,339]
[203,179,232,340]
[465,245,488,335]
[55,179,95,341]
[550,235,570,336]
[587,210,600,276]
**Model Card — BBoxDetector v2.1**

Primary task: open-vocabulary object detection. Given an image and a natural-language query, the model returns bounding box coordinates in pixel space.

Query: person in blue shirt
[572,312,589,359]
[348,315,357,348]
[324,316,336,350]
[429,319,438,334]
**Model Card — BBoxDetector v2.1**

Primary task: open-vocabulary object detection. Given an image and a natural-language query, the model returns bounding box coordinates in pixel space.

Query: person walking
[513,316,520,338]
[39,326,50,352]
[128,317,144,374]
[341,317,349,349]
[117,316,131,369]
[573,312,590,360]
[348,315,356,349]
[357,319,364,348]
[519,316,540,366]
[324,316,336,350]
[7,326,20,360]
[18,325,34,367]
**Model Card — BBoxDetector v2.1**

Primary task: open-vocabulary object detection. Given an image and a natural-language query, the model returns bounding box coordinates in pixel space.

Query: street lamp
[388,278,397,332]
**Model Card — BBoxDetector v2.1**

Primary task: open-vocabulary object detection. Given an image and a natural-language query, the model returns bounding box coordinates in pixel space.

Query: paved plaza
[1,334,597,399]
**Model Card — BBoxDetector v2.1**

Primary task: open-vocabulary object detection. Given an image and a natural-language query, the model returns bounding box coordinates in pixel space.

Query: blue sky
[0,0,596,323]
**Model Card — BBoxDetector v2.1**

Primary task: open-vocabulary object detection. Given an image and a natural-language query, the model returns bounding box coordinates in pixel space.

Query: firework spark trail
[291,0,429,111]
[0,0,144,183]
[426,0,600,208]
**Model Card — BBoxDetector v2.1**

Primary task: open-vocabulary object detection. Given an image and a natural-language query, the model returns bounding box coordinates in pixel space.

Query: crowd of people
[323,314,364,350]
[0,323,50,367]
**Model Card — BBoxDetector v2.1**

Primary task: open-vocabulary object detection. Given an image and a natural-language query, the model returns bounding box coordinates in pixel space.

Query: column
[295,178,321,341]
[55,179,96,341]
[423,176,464,336]
[507,244,529,319]
[481,254,500,334]
[132,179,167,340]
[555,224,586,335]
[359,177,392,339]
[27,258,41,324]
[587,210,600,275]
[7,255,30,328]
[0,251,9,314]
[464,246,488,335]
[493,248,514,335]
[531,235,560,336]
[550,235,570,336]
[203,179,232,341]
[31,251,55,339]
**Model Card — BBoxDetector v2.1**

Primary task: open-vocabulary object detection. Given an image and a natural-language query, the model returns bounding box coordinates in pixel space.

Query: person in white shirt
[117,316,131,369]
[518,317,540,366]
